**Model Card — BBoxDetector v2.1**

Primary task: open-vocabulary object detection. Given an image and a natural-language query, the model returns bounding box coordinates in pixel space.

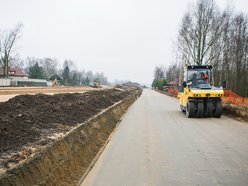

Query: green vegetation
[152,79,167,91]
[28,62,46,79]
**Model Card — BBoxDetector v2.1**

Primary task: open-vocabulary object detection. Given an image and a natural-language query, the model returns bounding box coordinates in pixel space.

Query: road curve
[80,89,248,186]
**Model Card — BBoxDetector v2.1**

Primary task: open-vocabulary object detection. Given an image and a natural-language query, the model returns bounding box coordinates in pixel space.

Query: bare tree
[0,23,23,77]
[24,57,42,75]
[176,0,248,96]
[231,13,248,95]
[178,0,223,66]
[219,9,233,88]
[165,64,180,83]
[86,70,94,84]
[152,66,167,90]
[41,58,58,78]
[94,72,108,85]
[153,66,166,82]
[9,54,25,70]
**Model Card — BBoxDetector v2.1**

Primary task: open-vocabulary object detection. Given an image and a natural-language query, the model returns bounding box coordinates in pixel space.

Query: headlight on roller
[215,94,222,97]
[194,94,201,97]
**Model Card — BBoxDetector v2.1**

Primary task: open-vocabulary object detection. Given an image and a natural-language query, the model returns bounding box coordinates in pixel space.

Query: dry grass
[223,102,248,123]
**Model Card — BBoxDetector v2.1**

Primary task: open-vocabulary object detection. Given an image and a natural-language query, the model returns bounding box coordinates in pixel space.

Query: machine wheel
[205,101,214,117]
[196,102,204,118]
[186,101,195,118]
[214,101,222,118]
[180,105,186,112]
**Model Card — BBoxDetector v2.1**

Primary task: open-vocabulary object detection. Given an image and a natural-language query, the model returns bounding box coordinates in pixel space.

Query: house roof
[0,68,29,77]
[49,73,62,81]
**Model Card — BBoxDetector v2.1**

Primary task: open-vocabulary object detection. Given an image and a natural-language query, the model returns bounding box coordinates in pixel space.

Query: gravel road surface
[80,89,248,186]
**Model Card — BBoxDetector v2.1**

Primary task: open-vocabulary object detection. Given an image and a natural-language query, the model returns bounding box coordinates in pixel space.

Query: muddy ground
[0,86,141,171]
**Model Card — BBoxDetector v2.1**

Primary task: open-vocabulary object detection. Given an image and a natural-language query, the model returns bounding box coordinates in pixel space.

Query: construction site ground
[1,87,247,186]
[0,86,100,102]
[0,86,140,174]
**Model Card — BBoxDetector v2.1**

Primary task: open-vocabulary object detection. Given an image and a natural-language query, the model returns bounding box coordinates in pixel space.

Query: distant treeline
[11,57,109,86]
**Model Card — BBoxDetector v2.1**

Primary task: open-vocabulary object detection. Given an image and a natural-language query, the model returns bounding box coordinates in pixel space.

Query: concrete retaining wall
[0,95,139,186]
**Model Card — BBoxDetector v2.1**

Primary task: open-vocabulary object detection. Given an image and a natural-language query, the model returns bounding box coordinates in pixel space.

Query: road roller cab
[177,65,224,118]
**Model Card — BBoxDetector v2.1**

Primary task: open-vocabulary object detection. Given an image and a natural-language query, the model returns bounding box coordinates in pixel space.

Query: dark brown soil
[0,88,140,160]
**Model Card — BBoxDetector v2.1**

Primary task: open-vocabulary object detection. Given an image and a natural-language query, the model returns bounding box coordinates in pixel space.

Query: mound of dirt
[0,88,141,169]
[114,82,142,89]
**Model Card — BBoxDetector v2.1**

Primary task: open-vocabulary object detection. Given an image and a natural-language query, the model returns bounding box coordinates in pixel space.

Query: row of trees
[151,65,180,90]
[151,66,167,90]
[59,60,108,86]
[153,0,247,96]
[0,24,108,86]
[11,57,109,86]
[178,0,248,96]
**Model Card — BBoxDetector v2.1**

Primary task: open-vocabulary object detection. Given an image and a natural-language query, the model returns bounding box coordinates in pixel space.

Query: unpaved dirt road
[0,86,98,102]
[80,89,248,186]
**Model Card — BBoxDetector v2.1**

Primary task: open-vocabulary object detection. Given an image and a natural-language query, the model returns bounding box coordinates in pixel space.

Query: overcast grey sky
[0,0,247,85]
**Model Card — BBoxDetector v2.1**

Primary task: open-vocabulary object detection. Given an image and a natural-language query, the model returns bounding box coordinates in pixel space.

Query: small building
[0,68,28,79]
[0,68,49,87]
[49,73,63,86]
[49,73,62,81]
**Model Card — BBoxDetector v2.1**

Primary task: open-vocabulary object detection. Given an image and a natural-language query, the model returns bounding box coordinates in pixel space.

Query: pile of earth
[0,87,141,169]
[115,81,143,89]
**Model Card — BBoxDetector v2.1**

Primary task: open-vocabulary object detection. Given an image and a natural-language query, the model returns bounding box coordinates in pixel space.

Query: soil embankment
[0,86,142,185]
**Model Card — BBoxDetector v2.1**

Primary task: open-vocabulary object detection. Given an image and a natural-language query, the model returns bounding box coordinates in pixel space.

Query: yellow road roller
[177,65,224,118]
